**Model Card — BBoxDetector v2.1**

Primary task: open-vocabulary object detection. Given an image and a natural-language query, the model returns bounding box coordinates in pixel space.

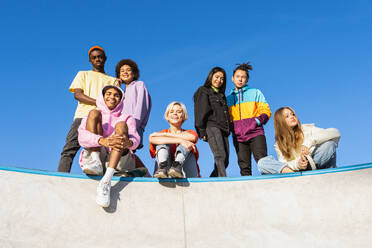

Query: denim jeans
[154,144,199,177]
[312,141,337,169]
[258,141,337,174]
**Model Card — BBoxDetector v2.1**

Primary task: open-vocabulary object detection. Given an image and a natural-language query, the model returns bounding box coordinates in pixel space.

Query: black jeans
[233,135,267,176]
[57,118,82,172]
[206,126,229,177]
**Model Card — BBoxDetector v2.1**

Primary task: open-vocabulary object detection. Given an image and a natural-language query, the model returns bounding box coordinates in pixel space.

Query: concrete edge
[1,162,372,183]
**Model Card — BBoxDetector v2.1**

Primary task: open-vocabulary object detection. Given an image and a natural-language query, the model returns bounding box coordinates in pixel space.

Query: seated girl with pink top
[78,85,140,208]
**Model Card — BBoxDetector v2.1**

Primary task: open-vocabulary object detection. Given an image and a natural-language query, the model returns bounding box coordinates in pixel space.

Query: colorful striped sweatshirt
[226,85,271,142]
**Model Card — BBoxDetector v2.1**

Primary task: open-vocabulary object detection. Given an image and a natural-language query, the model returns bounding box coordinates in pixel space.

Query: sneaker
[80,149,103,175]
[153,161,168,178]
[168,161,184,179]
[83,160,103,175]
[96,181,111,207]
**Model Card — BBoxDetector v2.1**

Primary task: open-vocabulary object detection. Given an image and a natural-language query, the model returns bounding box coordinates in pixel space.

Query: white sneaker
[96,181,111,207]
[80,149,103,175]
[83,160,103,175]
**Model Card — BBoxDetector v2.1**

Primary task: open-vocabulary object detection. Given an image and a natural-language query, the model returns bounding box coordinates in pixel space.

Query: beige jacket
[274,124,341,171]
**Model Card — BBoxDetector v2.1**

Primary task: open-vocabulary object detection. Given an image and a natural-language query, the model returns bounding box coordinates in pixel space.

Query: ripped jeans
[154,144,199,177]
[258,141,337,174]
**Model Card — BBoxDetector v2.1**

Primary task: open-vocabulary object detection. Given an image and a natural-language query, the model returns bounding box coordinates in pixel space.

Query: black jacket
[193,86,231,138]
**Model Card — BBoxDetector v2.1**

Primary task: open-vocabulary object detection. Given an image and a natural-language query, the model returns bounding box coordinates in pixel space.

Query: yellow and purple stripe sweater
[226,85,271,142]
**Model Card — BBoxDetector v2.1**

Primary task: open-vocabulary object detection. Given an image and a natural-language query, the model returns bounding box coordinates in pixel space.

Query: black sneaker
[168,161,184,178]
[153,161,168,178]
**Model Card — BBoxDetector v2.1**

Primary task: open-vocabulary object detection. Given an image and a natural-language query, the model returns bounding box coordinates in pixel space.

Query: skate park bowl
[1,163,372,248]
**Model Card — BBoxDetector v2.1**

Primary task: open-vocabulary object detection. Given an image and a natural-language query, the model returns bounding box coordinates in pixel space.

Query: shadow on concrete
[86,174,103,180]
[103,181,131,213]
[158,178,191,188]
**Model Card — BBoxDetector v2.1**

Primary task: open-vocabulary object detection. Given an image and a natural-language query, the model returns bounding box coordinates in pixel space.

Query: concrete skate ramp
[1,163,372,248]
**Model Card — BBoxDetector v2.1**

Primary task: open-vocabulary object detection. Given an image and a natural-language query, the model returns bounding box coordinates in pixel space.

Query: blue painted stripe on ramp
[1,162,372,182]
[301,163,372,176]
[0,164,301,182]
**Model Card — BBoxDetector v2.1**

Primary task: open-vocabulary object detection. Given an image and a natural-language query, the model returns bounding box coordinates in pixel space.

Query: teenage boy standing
[226,63,271,176]
[57,46,119,172]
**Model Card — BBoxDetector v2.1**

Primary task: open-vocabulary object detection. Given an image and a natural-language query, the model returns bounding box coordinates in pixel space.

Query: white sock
[91,151,101,162]
[175,152,185,164]
[101,167,115,184]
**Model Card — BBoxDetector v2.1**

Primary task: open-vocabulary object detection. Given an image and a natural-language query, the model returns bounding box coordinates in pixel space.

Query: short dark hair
[102,85,122,100]
[233,62,253,79]
[203,67,227,94]
[115,59,140,81]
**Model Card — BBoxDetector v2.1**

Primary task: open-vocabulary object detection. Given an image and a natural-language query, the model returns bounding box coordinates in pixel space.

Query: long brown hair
[274,107,303,160]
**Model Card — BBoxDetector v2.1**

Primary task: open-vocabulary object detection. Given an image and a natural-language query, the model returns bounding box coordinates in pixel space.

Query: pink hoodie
[78,85,139,151]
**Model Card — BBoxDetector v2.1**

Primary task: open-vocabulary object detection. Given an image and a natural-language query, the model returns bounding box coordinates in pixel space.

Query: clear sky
[1,0,371,177]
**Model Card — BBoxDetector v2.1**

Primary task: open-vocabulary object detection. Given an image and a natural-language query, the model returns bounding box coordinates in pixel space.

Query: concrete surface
[0,164,371,248]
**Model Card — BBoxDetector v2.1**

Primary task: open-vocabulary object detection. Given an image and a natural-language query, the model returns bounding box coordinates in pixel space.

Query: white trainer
[96,181,111,207]
[82,161,103,175]
[80,149,103,175]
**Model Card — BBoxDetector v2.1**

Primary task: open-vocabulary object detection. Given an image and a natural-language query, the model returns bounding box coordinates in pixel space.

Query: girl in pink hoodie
[78,85,140,207]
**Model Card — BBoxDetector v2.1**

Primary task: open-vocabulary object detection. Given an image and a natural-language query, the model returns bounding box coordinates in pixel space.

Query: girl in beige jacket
[258,107,340,174]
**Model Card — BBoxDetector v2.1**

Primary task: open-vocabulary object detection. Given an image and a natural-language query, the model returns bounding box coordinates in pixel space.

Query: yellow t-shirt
[69,70,119,119]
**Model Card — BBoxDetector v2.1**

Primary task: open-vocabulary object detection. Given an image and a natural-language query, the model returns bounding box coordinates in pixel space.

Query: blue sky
[1,0,371,177]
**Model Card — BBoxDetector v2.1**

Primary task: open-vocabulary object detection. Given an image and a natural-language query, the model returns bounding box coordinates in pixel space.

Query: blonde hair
[164,101,188,123]
[274,107,304,160]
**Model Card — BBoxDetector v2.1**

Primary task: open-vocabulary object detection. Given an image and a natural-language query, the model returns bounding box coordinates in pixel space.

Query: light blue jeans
[258,141,337,174]
[154,144,199,177]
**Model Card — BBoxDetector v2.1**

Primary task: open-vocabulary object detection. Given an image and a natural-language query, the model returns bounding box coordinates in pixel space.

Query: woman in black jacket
[193,67,230,177]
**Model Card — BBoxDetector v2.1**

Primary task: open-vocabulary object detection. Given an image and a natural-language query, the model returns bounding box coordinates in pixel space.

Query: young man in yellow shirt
[57,46,119,172]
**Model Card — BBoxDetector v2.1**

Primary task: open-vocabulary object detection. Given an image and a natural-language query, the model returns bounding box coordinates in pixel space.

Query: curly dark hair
[115,59,140,81]
[203,67,227,94]
[233,62,253,79]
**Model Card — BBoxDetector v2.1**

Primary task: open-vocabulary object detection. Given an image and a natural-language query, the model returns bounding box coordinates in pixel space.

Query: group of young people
[58,45,341,208]
[193,65,340,177]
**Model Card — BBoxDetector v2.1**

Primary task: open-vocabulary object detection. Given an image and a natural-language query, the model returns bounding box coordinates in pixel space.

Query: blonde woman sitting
[258,107,340,174]
[149,101,200,178]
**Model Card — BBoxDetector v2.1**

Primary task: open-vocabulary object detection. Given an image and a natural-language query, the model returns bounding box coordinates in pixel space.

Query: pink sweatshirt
[78,85,139,151]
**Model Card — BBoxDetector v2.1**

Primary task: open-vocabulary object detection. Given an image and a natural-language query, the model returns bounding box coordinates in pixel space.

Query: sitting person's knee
[115,121,128,136]
[257,155,270,167]
[156,144,169,152]
[176,145,190,156]
[321,140,337,154]
[88,109,102,120]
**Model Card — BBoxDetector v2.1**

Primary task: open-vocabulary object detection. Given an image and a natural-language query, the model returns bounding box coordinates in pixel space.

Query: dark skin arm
[98,134,133,152]
[74,88,96,106]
